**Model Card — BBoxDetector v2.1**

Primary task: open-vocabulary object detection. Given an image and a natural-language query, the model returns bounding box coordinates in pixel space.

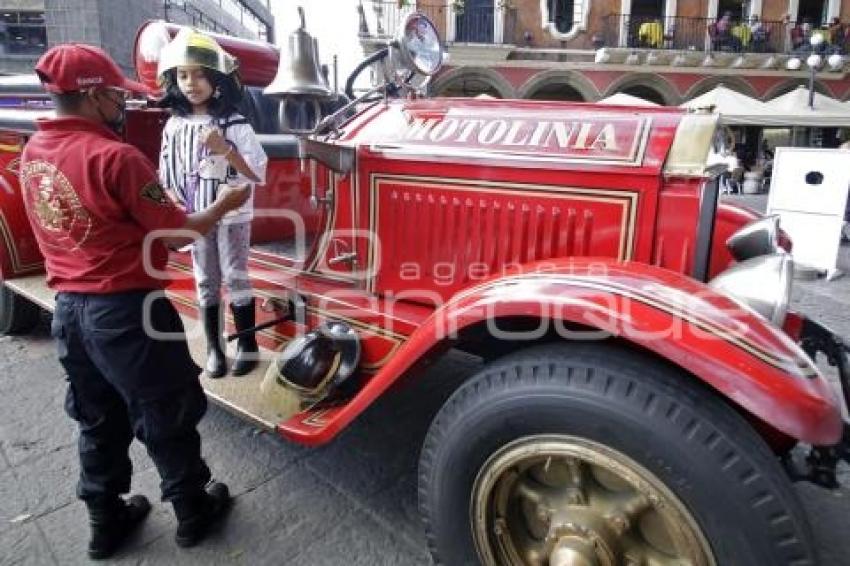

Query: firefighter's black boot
[201,304,226,378]
[86,494,151,560]
[230,299,258,376]
[172,481,231,548]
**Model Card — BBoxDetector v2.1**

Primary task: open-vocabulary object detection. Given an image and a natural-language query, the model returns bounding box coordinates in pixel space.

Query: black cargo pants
[52,290,211,503]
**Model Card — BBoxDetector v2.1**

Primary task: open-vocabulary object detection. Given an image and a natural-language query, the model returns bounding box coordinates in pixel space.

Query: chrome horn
[264,7,333,133]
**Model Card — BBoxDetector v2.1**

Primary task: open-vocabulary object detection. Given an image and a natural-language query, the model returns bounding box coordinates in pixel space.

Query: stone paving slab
[0,522,55,566]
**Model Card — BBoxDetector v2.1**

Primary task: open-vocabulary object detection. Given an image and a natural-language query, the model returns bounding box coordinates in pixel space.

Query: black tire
[418,342,816,566]
[0,282,40,335]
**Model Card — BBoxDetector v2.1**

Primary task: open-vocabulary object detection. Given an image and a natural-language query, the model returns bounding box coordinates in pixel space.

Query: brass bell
[264,7,332,99]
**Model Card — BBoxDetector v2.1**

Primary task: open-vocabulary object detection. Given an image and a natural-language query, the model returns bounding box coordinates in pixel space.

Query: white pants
[192,222,253,308]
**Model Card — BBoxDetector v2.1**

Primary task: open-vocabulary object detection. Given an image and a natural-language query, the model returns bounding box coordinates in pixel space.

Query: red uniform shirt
[19,116,188,293]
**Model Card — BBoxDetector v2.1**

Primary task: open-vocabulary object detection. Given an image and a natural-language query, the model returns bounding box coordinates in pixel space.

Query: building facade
[0,0,274,75]
[360,0,850,103]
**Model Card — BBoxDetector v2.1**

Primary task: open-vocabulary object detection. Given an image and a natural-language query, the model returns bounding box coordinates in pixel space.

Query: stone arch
[430,67,516,99]
[517,70,598,102]
[683,76,759,101]
[602,73,679,106]
[762,79,832,101]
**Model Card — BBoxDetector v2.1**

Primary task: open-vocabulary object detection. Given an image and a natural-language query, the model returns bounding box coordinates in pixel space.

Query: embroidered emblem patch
[140,181,169,205]
[6,157,20,175]
[19,160,92,252]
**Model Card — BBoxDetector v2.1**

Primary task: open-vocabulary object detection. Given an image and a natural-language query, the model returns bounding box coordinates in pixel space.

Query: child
[157,29,268,378]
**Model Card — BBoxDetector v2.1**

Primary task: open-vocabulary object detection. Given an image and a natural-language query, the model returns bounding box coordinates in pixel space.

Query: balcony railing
[363,1,517,45]
[602,14,790,54]
[363,1,418,40]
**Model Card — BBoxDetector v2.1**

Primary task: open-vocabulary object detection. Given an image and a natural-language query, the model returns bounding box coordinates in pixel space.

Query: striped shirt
[159,112,268,225]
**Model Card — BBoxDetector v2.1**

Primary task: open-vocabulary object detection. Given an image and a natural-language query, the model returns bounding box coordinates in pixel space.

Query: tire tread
[0,284,40,335]
[418,342,816,566]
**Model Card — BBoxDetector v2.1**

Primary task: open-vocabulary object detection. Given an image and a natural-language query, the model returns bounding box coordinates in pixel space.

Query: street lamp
[806,32,825,109]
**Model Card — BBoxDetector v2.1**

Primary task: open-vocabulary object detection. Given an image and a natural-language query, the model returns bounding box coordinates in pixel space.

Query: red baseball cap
[35,43,152,95]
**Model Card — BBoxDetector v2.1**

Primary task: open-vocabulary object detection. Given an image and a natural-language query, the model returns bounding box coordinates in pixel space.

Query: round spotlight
[709,253,793,326]
[397,12,444,77]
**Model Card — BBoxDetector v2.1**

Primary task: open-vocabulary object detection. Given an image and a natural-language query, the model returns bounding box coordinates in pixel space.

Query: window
[542,0,587,38]
[631,0,664,19]
[797,0,827,27]
[0,11,46,56]
[547,0,582,34]
[164,1,231,35]
[221,0,243,23]
[243,10,269,40]
[164,0,269,41]
[717,0,746,21]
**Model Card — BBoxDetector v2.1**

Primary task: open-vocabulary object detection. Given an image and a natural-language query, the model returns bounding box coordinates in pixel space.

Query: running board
[179,313,289,432]
[5,274,55,311]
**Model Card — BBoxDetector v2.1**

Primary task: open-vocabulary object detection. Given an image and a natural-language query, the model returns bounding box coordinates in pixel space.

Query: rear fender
[0,140,42,279]
[281,258,841,446]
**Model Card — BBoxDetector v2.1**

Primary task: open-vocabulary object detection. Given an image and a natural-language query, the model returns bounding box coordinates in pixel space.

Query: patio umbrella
[598,92,660,107]
[766,85,847,113]
[680,84,774,126]
[762,86,850,127]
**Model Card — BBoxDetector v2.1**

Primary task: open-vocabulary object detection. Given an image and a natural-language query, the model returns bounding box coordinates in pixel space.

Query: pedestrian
[18,44,249,559]
[157,29,268,378]
[790,18,805,52]
[840,141,850,242]
[750,15,768,52]
[828,17,845,49]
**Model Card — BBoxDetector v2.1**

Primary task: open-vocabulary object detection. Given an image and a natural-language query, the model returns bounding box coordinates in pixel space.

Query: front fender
[0,143,43,279]
[280,258,842,447]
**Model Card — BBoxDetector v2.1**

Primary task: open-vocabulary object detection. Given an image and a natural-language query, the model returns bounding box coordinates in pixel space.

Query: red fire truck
[0,12,847,565]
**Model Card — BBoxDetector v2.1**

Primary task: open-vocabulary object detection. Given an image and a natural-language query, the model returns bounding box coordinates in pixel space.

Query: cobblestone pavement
[1,196,848,565]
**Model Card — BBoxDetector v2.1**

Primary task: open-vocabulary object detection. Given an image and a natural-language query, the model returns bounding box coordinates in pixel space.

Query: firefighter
[18,44,248,559]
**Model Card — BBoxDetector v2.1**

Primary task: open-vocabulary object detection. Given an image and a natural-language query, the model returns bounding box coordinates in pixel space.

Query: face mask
[95,91,127,135]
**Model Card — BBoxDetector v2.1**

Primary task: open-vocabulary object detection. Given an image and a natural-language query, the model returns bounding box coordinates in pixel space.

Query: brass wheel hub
[471,435,716,566]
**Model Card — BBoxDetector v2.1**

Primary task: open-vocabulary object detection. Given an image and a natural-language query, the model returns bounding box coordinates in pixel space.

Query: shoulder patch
[140,181,170,206]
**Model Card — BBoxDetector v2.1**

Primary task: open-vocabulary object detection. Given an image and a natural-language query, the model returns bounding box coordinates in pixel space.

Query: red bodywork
[0,32,840,449]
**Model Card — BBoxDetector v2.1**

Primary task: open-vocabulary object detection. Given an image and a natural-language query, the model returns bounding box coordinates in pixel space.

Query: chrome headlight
[726,215,780,262]
[709,252,793,326]
[396,13,444,76]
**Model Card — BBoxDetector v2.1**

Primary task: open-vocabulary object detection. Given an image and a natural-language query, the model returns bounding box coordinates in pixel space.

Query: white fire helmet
[157,28,238,81]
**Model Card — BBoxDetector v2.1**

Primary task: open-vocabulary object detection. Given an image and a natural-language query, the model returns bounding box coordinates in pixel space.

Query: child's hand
[200,126,230,155]
[216,182,250,212]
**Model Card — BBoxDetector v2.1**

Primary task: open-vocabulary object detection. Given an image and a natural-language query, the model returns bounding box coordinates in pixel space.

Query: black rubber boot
[86,494,151,560]
[230,299,258,376]
[172,481,231,548]
[201,305,226,378]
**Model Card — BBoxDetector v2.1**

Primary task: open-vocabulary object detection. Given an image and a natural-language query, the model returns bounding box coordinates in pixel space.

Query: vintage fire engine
[0,12,848,565]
